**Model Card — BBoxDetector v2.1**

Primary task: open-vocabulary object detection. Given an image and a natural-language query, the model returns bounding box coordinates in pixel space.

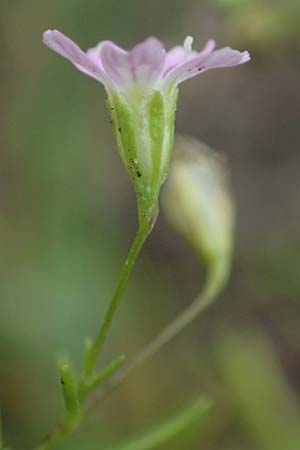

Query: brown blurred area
[1,1,300,449]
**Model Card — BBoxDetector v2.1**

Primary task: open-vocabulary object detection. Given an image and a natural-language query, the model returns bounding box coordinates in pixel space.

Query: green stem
[123,259,228,368]
[32,417,80,450]
[33,221,151,450]
[84,258,229,412]
[32,225,228,450]
[79,354,125,402]
[85,220,151,376]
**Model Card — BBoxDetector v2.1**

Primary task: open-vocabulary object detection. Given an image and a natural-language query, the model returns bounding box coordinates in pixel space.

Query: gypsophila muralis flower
[43,31,250,226]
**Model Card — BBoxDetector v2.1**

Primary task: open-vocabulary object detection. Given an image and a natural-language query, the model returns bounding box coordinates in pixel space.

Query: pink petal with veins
[129,37,166,84]
[202,47,250,69]
[163,46,187,77]
[166,39,216,84]
[86,43,104,70]
[163,46,198,77]
[43,30,106,83]
[168,42,250,85]
[100,38,166,87]
[99,41,131,86]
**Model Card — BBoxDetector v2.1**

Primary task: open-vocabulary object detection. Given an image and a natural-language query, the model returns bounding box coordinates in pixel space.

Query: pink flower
[43,31,250,226]
[43,31,250,92]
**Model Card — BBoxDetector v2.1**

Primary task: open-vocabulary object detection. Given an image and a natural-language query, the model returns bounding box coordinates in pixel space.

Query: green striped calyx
[107,87,178,227]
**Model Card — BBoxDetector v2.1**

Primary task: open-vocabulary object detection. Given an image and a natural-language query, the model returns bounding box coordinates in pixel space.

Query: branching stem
[33,220,151,450]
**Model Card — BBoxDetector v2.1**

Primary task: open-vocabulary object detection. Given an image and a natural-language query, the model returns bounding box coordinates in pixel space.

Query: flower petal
[167,41,250,85]
[99,38,166,88]
[166,39,216,84]
[163,46,186,76]
[129,37,166,85]
[99,41,131,86]
[86,43,104,69]
[163,46,200,77]
[202,47,250,69]
[43,30,106,83]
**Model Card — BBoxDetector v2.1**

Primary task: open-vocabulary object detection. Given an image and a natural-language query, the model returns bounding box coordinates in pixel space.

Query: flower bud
[162,135,234,267]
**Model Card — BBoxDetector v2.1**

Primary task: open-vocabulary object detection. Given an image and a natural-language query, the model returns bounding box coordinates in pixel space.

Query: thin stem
[79,354,125,402]
[86,220,151,376]
[33,221,151,450]
[32,418,80,450]
[32,253,220,450]
[84,258,230,412]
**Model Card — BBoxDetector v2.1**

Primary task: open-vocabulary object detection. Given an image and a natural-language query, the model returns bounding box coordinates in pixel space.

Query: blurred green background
[1,0,300,449]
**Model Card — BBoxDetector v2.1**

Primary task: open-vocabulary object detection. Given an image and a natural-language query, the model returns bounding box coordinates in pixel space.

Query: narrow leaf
[79,354,125,401]
[59,362,80,420]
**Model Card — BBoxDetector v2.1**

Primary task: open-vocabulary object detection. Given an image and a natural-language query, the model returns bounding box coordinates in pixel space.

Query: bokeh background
[1,0,300,449]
